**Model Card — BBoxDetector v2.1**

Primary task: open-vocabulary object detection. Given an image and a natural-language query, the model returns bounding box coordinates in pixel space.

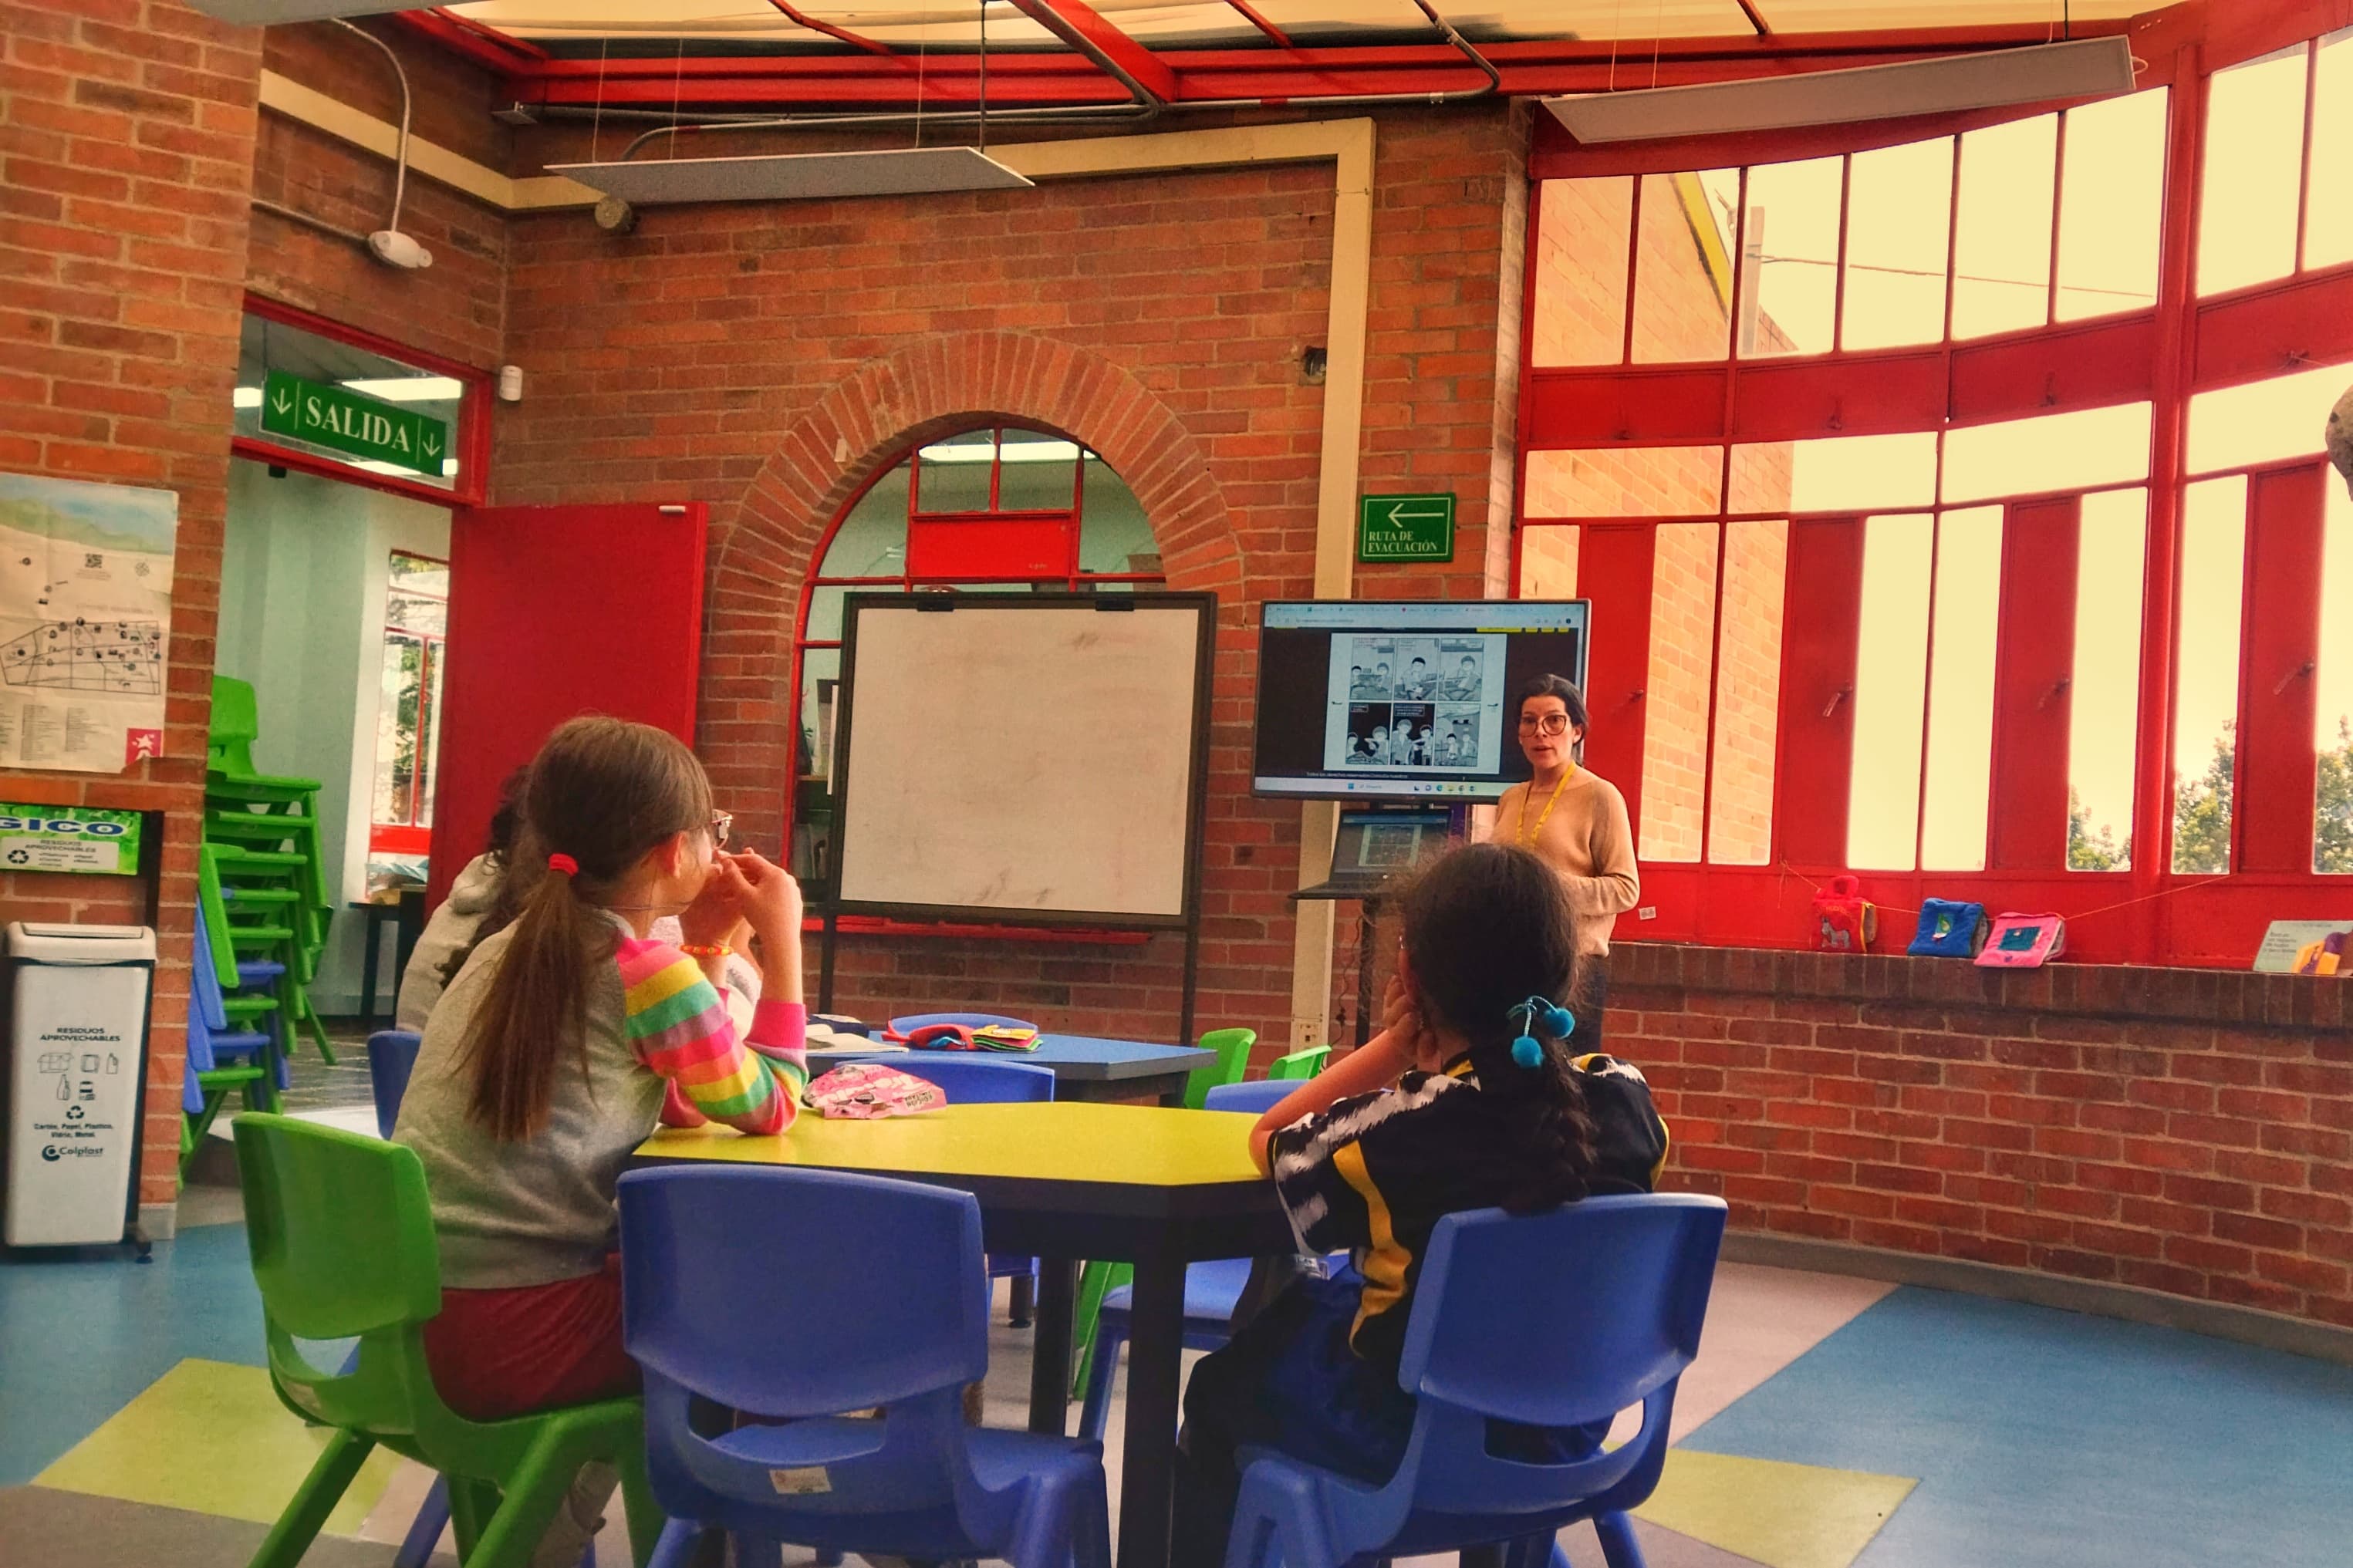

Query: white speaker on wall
[184,2,418,24]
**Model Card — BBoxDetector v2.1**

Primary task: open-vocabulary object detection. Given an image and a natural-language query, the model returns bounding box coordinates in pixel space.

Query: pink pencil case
[805,1062,947,1119]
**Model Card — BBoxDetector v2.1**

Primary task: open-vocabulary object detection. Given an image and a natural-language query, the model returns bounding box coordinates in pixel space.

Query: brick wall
[247,21,508,368]
[0,0,261,1214]
[1619,942,2353,1330]
[492,108,1530,1055]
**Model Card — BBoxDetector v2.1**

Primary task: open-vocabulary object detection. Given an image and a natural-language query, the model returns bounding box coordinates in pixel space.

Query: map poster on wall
[0,473,175,773]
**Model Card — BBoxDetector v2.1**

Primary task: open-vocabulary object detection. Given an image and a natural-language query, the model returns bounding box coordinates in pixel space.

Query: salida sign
[260,370,449,477]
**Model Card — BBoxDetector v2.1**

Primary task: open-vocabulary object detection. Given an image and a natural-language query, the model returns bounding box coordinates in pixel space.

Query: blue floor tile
[0,1225,265,1485]
[1681,1286,2353,1568]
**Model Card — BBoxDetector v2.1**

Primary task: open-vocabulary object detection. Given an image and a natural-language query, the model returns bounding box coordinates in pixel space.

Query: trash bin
[5,922,155,1247]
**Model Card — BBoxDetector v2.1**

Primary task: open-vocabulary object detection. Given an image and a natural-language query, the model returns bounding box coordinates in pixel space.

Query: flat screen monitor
[1252,599,1592,801]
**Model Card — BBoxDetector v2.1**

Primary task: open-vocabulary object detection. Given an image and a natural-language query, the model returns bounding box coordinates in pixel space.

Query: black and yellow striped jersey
[1266,1050,1669,1374]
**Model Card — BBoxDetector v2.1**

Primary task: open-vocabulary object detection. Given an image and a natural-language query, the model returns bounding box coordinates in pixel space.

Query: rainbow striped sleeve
[617,938,805,1135]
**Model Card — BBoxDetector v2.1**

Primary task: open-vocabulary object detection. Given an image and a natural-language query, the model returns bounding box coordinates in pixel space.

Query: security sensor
[366,229,433,270]
[593,195,638,234]
[498,366,524,403]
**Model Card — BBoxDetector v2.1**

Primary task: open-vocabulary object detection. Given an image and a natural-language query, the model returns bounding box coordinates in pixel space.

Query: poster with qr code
[0,472,175,773]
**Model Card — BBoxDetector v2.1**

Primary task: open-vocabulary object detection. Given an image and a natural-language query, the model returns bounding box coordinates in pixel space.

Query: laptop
[1295,809,1451,901]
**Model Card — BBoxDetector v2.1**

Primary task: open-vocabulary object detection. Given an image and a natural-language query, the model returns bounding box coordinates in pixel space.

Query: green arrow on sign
[259,369,449,477]
[1358,492,1456,562]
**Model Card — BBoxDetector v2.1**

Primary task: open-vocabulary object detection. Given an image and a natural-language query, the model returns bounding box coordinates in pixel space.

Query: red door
[427,503,708,911]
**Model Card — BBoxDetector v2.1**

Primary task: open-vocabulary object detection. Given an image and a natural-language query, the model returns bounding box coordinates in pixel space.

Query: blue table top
[805,1032,1214,1081]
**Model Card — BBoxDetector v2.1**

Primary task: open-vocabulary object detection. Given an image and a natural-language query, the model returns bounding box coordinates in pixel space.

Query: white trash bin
[4,922,156,1247]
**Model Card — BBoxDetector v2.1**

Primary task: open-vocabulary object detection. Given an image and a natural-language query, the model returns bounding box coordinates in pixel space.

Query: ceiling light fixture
[184,2,413,23]
[1544,36,2137,144]
[552,147,1035,208]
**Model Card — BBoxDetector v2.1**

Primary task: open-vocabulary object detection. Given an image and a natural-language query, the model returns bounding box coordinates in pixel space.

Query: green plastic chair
[1268,1044,1331,1080]
[1180,1026,1257,1111]
[233,1114,660,1568]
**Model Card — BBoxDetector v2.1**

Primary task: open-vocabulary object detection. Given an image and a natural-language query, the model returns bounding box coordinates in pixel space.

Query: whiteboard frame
[827,590,1217,931]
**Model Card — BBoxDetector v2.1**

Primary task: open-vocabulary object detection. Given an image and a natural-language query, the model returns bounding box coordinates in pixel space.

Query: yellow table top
[636,1101,1266,1189]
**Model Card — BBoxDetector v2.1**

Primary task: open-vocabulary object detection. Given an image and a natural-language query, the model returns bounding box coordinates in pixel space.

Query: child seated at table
[1171,842,1669,1566]
[394,716,808,1564]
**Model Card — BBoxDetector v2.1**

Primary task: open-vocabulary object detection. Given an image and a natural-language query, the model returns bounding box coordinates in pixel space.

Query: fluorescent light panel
[185,1,415,22]
[1544,37,2137,144]
[552,147,1035,207]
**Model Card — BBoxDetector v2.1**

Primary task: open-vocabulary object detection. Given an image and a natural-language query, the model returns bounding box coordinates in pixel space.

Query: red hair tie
[547,853,579,877]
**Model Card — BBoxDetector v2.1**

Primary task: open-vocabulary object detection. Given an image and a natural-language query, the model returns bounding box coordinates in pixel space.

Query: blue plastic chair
[1204,1079,1297,1115]
[888,1012,1036,1036]
[885,1057,1054,1322]
[366,1031,424,1142]
[1222,1194,1729,1568]
[1077,1076,1319,1442]
[616,1165,1111,1568]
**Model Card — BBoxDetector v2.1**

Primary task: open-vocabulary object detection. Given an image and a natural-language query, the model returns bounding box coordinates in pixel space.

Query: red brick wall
[1619,942,2353,1330]
[247,21,508,369]
[492,108,1530,1055]
[0,0,261,1213]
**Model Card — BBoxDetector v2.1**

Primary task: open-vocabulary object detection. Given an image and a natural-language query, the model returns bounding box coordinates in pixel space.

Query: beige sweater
[1487,767,1640,956]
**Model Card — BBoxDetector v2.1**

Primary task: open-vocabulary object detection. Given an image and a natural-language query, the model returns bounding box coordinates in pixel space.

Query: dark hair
[437,767,532,993]
[1517,674,1590,761]
[1397,842,1595,1214]
[457,717,712,1141]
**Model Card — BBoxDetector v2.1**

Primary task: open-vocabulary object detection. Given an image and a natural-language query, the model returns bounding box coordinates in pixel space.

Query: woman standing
[1487,676,1638,1052]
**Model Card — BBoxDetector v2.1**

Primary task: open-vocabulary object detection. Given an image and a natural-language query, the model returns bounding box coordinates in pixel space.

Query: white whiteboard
[832,595,1210,924]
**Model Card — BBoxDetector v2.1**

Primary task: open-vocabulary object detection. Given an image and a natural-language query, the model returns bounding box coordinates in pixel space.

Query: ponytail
[1396,842,1598,1213]
[455,717,711,1141]
[461,851,609,1141]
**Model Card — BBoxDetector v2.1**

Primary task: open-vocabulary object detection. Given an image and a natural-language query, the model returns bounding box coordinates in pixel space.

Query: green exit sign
[260,370,449,477]
[1358,493,1455,562]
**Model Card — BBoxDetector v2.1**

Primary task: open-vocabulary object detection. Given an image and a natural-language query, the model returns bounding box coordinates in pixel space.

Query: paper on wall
[0,472,177,774]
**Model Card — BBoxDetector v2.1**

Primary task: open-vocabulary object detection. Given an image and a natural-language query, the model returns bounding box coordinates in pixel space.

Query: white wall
[219,461,451,1017]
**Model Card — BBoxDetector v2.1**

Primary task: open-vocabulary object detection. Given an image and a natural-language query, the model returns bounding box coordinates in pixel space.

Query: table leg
[359,912,382,1031]
[1028,1256,1078,1436]
[1115,1244,1187,1568]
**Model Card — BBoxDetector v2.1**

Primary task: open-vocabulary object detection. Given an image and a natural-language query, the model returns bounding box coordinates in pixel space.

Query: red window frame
[234,294,494,510]
[1517,4,2353,968]
[788,423,1163,942]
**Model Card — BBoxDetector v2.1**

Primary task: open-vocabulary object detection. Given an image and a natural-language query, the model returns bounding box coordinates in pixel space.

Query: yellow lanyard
[1517,766,1575,848]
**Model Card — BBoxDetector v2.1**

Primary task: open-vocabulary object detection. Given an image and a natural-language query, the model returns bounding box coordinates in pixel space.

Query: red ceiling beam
[766,1,900,61]
[393,10,549,72]
[1004,0,1180,103]
[1224,1,1295,50]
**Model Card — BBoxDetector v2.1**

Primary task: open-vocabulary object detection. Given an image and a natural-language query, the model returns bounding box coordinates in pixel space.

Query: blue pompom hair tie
[1507,996,1576,1068]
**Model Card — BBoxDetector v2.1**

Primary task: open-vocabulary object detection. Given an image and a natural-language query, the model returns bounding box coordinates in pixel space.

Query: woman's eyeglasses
[1517,713,1571,737]
[708,811,733,849]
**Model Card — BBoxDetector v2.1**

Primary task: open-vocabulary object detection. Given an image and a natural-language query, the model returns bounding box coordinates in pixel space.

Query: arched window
[787,424,1161,889]
[1521,13,2353,966]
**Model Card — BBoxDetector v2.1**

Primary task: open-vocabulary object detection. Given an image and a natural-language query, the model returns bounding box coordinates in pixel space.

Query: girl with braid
[1172,843,1668,1566]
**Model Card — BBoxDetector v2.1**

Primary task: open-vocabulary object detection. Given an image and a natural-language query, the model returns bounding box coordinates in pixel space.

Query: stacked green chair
[179,900,288,1179]
[1070,1027,1257,1401]
[205,676,336,1063]
[234,1113,660,1568]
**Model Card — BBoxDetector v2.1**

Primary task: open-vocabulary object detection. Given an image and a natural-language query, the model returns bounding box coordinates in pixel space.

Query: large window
[367,551,447,889]
[788,426,1159,892]
[1523,9,2353,965]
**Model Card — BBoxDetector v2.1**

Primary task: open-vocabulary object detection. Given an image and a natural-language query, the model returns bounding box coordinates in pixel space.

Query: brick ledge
[1613,941,2350,1034]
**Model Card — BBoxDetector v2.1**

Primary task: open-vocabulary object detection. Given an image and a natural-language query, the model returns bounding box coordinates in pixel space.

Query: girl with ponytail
[394,717,809,1562]
[1171,843,1670,1566]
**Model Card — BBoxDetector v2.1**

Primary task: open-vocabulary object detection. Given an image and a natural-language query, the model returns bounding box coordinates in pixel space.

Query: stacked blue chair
[1077,1077,1308,1442]
[1223,1193,1729,1568]
[617,1165,1111,1568]
[179,902,288,1179]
